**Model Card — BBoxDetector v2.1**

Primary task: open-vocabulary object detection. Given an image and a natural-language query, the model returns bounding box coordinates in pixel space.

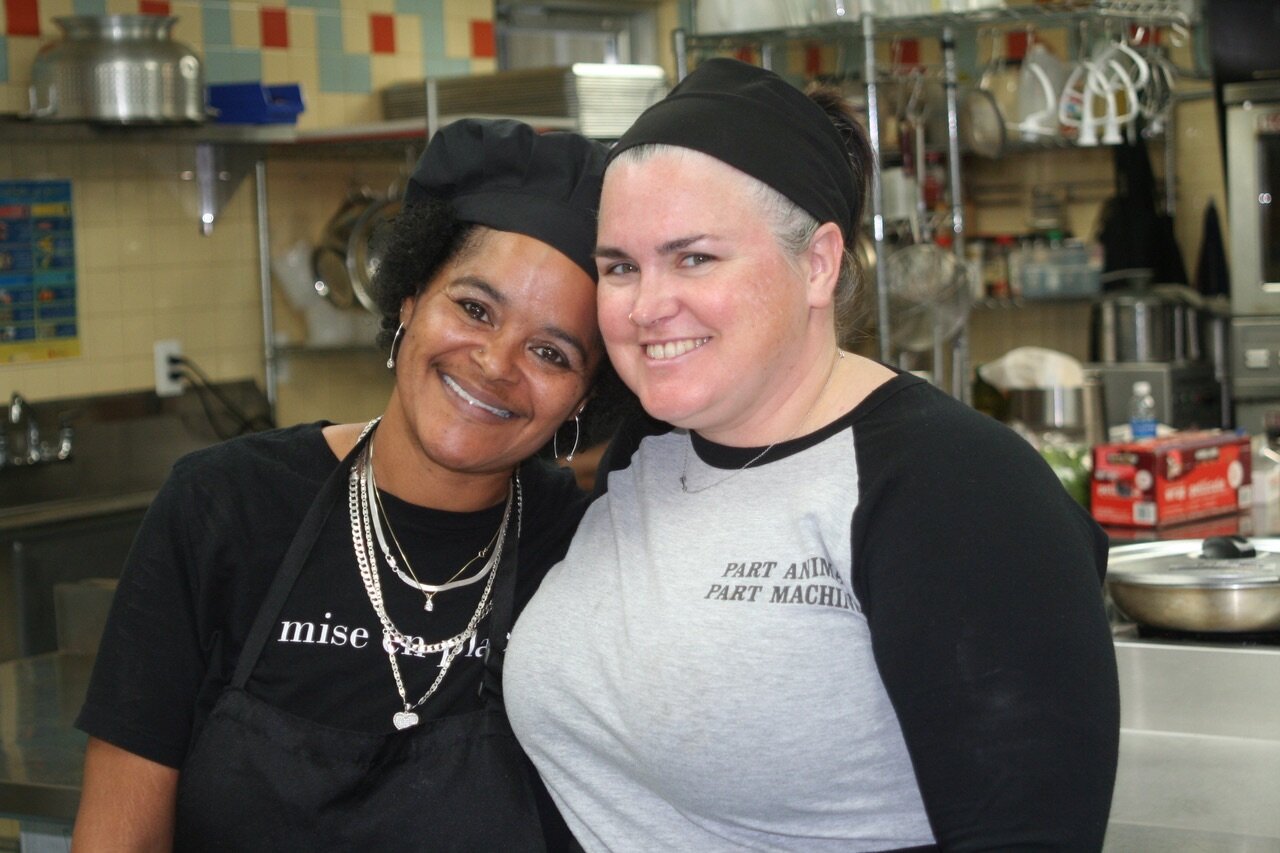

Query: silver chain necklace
[367,436,499,611]
[679,350,843,494]
[347,418,518,730]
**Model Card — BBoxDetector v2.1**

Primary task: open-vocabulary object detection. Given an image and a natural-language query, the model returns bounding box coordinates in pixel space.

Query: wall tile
[71,0,107,15]
[77,226,124,277]
[229,2,258,48]
[369,51,399,89]
[78,269,122,319]
[469,18,491,58]
[316,46,341,91]
[441,12,467,58]
[417,0,442,58]
[340,8,366,53]
[285,49,318,108]
[5,0,40,36]
[260,47,288,81]
[260,6,285,47]
[392,10,417,55]
[89,359,126,393]
[313,6,339,50]
[204,45,263,84]
[285,6,313,49]
[121,354,153,389]
[170,1,201,43]
[370,11,392,53]
[448,0,490,21]
[201,2,231,47]
[40,0,74,33]
[116,231,147,266]
[6,33,37,86]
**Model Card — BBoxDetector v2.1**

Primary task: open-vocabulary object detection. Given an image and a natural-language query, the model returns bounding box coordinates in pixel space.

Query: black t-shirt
[76,422,588,769]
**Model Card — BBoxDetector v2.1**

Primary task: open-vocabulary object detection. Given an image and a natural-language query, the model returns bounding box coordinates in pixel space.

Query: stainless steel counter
[1106,637,1280,850]
[2,643,1277,846]
[0,653,90,824]
[0,492,153,534]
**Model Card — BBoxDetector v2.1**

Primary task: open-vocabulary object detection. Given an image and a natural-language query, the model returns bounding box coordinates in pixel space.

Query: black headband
[606,58,857,239]
[405,118,607,281]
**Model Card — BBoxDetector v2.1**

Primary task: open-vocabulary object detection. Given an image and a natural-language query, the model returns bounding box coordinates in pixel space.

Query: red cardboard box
[1091,431,1252,527]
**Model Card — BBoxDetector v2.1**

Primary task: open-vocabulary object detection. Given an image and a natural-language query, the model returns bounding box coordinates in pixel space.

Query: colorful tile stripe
[5,0,41,37]
[261,7,288,49]
[371,13,394,55]
[470,19,492,60]
[2,0,495,102]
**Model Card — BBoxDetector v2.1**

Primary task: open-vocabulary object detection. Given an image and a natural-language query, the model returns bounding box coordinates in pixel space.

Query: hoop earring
[553,414,582,462]
[386,323,405,370]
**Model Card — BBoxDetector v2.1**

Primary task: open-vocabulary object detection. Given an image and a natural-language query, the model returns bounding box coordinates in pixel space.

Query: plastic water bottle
[1129,381,1157,439]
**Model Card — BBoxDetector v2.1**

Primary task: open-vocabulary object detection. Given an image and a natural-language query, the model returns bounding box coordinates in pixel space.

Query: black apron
[173,433,551,851]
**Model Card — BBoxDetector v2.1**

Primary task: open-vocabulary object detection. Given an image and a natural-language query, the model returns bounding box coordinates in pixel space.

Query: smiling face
[381,226,601,490]
[596,148,838,446]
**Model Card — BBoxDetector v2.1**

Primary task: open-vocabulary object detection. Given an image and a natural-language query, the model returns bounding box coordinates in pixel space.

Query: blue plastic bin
[208,82,305,124]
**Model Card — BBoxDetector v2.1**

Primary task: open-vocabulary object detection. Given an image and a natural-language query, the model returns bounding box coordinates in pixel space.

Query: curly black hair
[368,199,639,453]
[370,196,479,349]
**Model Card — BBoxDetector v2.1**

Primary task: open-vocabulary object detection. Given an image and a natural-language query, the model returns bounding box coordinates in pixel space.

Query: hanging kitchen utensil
[960,87,1006,158]
[312,188,379,312]
[920,81,1006,159]
[312,245,357,310]
[884,242,971,355]
[347,195,402,315]
[978,27,1021,137]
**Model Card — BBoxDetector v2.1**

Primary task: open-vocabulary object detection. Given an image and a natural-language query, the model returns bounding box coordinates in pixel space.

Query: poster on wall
[0,179,80,363]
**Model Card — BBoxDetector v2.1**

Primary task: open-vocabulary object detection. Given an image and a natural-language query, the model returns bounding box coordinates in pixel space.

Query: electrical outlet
[154,339,184,397]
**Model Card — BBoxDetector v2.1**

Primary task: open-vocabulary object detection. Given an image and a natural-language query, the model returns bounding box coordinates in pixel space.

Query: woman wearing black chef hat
[72,118,609,851]
[506,59,1119,851]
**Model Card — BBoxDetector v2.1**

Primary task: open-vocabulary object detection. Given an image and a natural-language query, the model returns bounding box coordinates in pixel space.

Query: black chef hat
[607,58,857,240]
[404,118,607,281]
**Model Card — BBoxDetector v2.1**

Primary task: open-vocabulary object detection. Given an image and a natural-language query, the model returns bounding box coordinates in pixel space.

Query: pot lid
[1108,536,1280,588]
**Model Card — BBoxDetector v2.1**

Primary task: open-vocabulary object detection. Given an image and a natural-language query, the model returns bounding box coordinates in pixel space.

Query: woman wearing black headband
[72,119,608,851]
[507,59,1119,850]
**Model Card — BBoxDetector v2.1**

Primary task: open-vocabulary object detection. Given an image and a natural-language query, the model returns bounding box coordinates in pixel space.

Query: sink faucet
[6,392,43,465]
[9,392,26,425]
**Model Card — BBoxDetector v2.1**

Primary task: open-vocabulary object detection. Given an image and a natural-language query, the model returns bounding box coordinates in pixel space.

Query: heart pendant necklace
[392,711,419,730]
[346,419,519,731]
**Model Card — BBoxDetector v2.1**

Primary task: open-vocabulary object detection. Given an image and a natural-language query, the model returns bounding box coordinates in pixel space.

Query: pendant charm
[393,710,420,730]
[423,596,434,612]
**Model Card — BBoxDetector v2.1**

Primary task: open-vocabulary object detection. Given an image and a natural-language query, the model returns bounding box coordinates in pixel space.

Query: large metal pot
[29,15,204,123]
[1108,537,1280,632]
[1090,292,1180,363]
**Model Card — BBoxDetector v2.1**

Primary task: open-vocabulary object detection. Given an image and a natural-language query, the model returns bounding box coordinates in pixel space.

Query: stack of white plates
[382,64,668,139]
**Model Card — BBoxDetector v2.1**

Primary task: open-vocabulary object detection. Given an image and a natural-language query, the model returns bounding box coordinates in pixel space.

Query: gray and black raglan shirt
[505,371,1119,852]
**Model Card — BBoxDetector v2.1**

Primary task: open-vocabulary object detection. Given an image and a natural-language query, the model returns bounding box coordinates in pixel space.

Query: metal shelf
[0,116,296,145]
[682,1,1192,47]
[673,0,1194,403]
[264,114,578,160]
